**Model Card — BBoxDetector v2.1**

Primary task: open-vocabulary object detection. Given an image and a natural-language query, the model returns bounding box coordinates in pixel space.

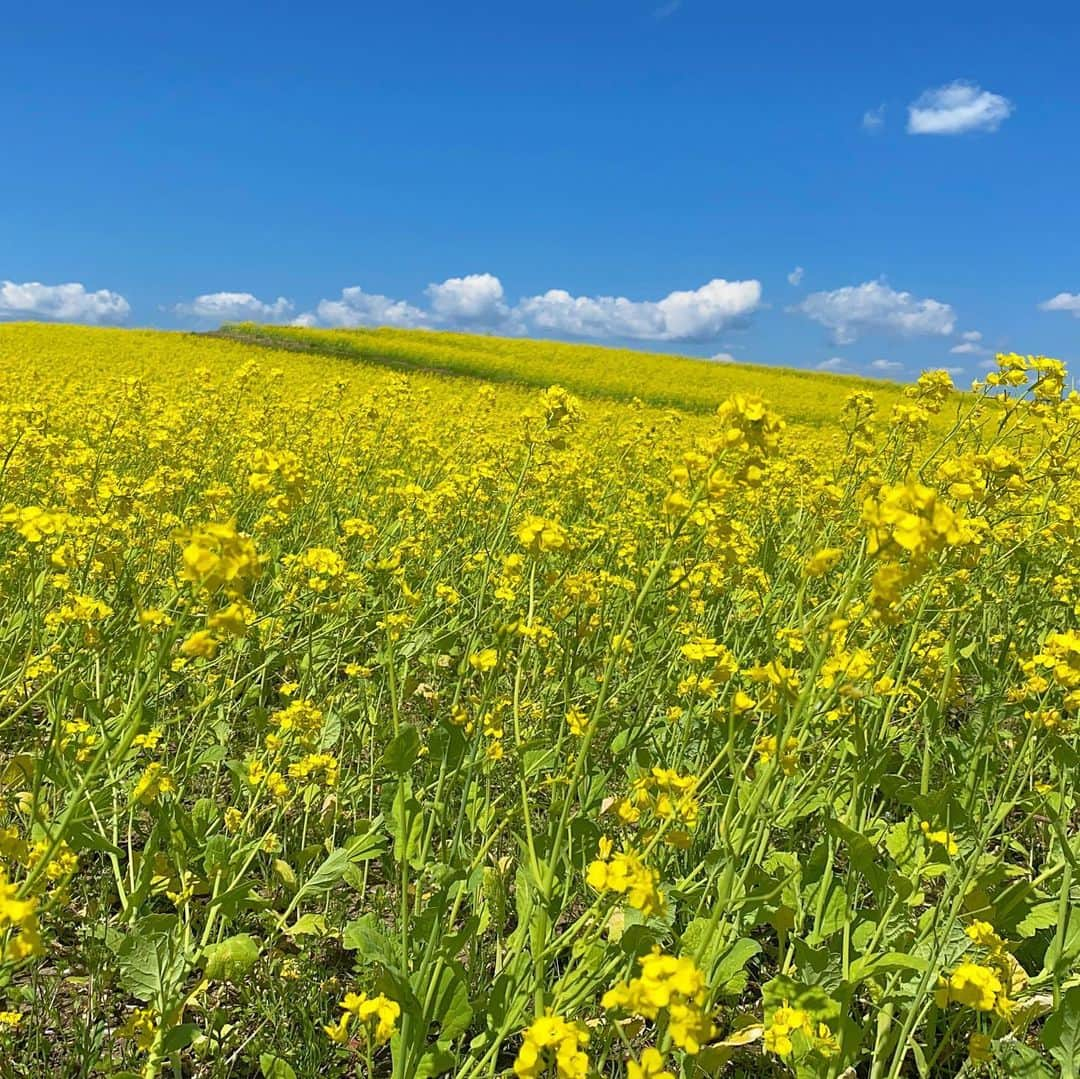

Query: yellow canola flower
[602,948,713,1054]
[763,1005,812,1057]
[920,820,959,857]
[178,520,261,594]
[513,1013,589,1079]
[934,963,1004,1013]
[586,839,666,918]
[517,514,568,555]
[628,1047,674,1079]
[324,990,400,1046]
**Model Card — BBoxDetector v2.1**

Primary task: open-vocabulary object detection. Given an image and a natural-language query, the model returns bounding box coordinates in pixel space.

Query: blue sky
[3,1,1080,380]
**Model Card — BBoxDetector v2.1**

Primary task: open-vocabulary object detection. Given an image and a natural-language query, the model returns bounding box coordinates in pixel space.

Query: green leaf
[117,914,183,1003]
[432,967,472,1041]
[273,858,298,890]
[259,1053,298,1079]
[290,838,382,910]
[1043,907,1080,979]
[848,951,929,983]
[1017,901,1059,938]
[994,1042,1056,1079]
[283,913,327,937]
[1042,986,1080,1079]
[194,744,228,766]
[384,781,424,868]
[345,828,386,861]
[807,879,848,944]
[162,1023,200,1053]
[202,933,260,982]
[381,725,421,773]
[712,937,762,997]
[825,818,889,902]
[762,974,840,1023]
[202,834,232,878]
[414,1043,456,1078]
[343,912,399,969]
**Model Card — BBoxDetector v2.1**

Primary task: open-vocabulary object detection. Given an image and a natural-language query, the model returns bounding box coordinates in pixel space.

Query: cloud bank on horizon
[190,273,765,344]
[2,268,1077,382]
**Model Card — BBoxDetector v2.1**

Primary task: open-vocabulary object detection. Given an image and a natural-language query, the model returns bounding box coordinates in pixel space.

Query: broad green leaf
[762,974,840,1023]
[282,913,327,937]
[162,1023,200,1052]
[202,933,260,982]
[381,725,420,773]
[421,962,473,1041]
[343,912,399,969]
[414,1043,457,1078]
[384,781,424,868]
[712,937,762,997]
[1042,986,1080,1079]
[825,819,889,902]
[993,1042,1055,1079]
[1017,901,1059,938]
[259,1053,298,1079]
[202,834,232,878]
[345,828,386,861]
[117,914,183,1003]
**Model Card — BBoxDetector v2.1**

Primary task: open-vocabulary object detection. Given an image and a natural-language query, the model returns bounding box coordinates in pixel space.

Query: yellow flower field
[0,322,1077,1078]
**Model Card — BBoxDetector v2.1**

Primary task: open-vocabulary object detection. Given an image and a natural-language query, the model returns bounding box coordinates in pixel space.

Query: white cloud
[1039,292,1080,317]
[709,352,737,363]
[787,266,804,287]
[816,357,850,372]
[516,278,761,341]
[862,105,886,132]
[907,81,1013,135]
[176,291,293,322]
[300,286,427,329]
[949,329,989,356]
[296,273,761,341]
[870,358,903,372]
[795,280,956,344]
[425,273,509,325]
[0,280,130,324]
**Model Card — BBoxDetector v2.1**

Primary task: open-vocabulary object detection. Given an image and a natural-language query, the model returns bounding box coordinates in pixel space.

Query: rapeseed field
[0,323,1077,1078]
[218,323,920,429]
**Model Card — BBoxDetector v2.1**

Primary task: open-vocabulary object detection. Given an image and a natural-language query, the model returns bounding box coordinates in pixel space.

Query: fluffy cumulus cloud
[425,273,509,325]
[870,358,902,372]
[516,278,761,342]
[0,280,130,324]
[795,280,956,344]
[175,292,293,322]
[301,286,427,329]
[1039,292,1080,318]
[295,274,761,342]
[907,81,1013,135]
[787,266,804,286]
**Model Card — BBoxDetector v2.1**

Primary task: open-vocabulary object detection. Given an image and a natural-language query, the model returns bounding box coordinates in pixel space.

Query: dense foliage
[0,324,1077,1078]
